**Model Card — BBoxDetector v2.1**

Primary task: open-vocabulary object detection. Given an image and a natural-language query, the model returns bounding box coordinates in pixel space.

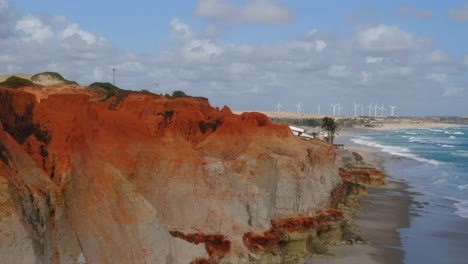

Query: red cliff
[0,85,346,263]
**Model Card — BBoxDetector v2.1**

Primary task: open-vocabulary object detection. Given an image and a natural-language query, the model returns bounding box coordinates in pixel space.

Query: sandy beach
[307,145,412,264]
[328,124,468,264]
[363,121,462,131]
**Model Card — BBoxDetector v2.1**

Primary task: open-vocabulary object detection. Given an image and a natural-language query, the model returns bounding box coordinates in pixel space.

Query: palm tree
[321,117,338,144]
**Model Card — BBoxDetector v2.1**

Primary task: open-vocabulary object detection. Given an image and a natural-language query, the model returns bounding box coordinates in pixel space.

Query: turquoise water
[348,126,468,264]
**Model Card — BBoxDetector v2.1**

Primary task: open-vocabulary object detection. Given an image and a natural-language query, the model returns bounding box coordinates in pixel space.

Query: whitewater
[350,126,468,218]
[346,126,468,263]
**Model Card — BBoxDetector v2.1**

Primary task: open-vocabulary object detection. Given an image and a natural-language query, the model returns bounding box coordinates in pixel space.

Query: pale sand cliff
[235,111,462,131]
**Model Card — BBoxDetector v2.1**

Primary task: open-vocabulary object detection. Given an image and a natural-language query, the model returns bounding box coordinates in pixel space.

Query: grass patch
[90,82,129,102]
[164,90,208,101]
[90,82,120,92]
[0,76,35,89]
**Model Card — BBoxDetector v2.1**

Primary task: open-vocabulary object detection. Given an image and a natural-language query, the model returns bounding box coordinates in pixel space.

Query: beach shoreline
[308,141,412,264]
[329,125,468,264]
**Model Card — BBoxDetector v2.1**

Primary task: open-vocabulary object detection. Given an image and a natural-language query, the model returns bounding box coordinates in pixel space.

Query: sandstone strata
[0,84,385,263]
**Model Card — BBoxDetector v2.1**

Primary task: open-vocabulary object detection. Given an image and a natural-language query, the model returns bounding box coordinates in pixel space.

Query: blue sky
[2,0,468,116]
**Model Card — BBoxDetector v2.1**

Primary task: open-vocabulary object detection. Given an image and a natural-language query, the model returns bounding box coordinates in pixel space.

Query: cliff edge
[0,85,379,263]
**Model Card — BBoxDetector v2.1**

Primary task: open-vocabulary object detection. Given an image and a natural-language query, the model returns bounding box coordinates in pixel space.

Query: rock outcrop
[0,85,382,263]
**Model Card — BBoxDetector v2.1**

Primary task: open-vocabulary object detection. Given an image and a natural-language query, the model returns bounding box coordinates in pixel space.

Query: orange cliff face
[0,86,342,263]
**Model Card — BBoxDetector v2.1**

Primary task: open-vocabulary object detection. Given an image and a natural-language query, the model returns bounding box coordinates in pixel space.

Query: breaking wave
[351,136,442,166]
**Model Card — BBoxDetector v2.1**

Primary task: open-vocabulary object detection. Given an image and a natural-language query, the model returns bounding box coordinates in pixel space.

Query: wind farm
[269,100,400,118]
[232,100,467,132]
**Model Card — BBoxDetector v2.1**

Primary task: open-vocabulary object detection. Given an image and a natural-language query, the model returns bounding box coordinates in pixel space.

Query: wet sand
[309,144,412,264]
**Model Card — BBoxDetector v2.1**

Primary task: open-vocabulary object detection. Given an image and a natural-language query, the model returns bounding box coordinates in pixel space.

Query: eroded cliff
[0,85,373,263]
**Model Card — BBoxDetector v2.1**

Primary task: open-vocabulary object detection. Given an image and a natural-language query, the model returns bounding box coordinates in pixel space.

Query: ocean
[346,126,468,264]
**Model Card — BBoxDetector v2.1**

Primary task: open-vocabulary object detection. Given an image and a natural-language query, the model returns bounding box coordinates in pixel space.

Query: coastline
[329,125,468,264]
[361,122,463,131]
[336,122,465,138]
[309,143,412,264]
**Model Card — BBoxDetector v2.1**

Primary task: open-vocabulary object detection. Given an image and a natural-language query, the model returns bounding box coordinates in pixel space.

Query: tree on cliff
[172,90,187,98]
[321,117,338,144]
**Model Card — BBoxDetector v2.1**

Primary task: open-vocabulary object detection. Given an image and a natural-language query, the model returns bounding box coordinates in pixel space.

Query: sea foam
[351,136,442,166]
[445,197,468,219]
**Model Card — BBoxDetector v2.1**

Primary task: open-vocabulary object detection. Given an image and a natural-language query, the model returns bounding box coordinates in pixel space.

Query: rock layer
[0,85,370,263]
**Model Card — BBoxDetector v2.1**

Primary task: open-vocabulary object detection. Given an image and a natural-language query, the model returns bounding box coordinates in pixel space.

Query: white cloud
[193,0,293,25]
[427,73,447,83]
[379,66,413,77]
[60,24,97,45]
[355,24,431,53]
[396,5,435,19]
[425,50,449,63]
[365,56,383,63]
[449,4,468,22]
[315,40,327,53]
[229,63,254,75]
[1,3,466,116]
[170,18,194,40]
[306,29,318,37]
[57,23,113,60]
[327,65,350,78]
[0,0,15,36]
[359,71,372,84]
[15,15,53,43]
[443,87,464,96]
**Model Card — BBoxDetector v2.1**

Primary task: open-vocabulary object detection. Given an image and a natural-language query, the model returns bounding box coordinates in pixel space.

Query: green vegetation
[0,76,35,89]
[141,89,151,93]
[163,90,207,100]
[90,82,122,100]
[172,90,187,98]
[31,72,78,85]
[90,82,120,92]
[321,117,339,144]
[270,117,321,127]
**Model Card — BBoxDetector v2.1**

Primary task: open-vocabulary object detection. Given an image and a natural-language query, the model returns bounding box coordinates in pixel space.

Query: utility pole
[113,68,115,85]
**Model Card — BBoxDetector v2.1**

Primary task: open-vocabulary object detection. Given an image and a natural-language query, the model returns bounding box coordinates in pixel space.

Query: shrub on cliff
[0,76,35,89]
[90,82,120,92]
[172,90,187,98]
[90,82,123,100]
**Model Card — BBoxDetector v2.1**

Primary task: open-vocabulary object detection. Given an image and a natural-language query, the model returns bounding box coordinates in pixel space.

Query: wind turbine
[296,102,302,113]
[353,102,360,117]
[367,103,373,116]
[380,104,386,117]
[374,103,379,117]
[361,105,364,116]
[276,101,282,112]
[389,105,397,116]
[318,104,321,115]
[331,104,339,115]
[338,104,343,116]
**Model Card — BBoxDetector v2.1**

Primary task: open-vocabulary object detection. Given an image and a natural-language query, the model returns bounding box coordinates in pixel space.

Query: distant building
[289,126,304,136]
[289,126,315,140]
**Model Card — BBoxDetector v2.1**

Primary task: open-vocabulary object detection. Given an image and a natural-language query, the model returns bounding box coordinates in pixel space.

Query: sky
[1,0,468,116]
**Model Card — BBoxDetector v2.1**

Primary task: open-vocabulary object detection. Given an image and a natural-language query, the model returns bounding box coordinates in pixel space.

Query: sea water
[349,126,468,263]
